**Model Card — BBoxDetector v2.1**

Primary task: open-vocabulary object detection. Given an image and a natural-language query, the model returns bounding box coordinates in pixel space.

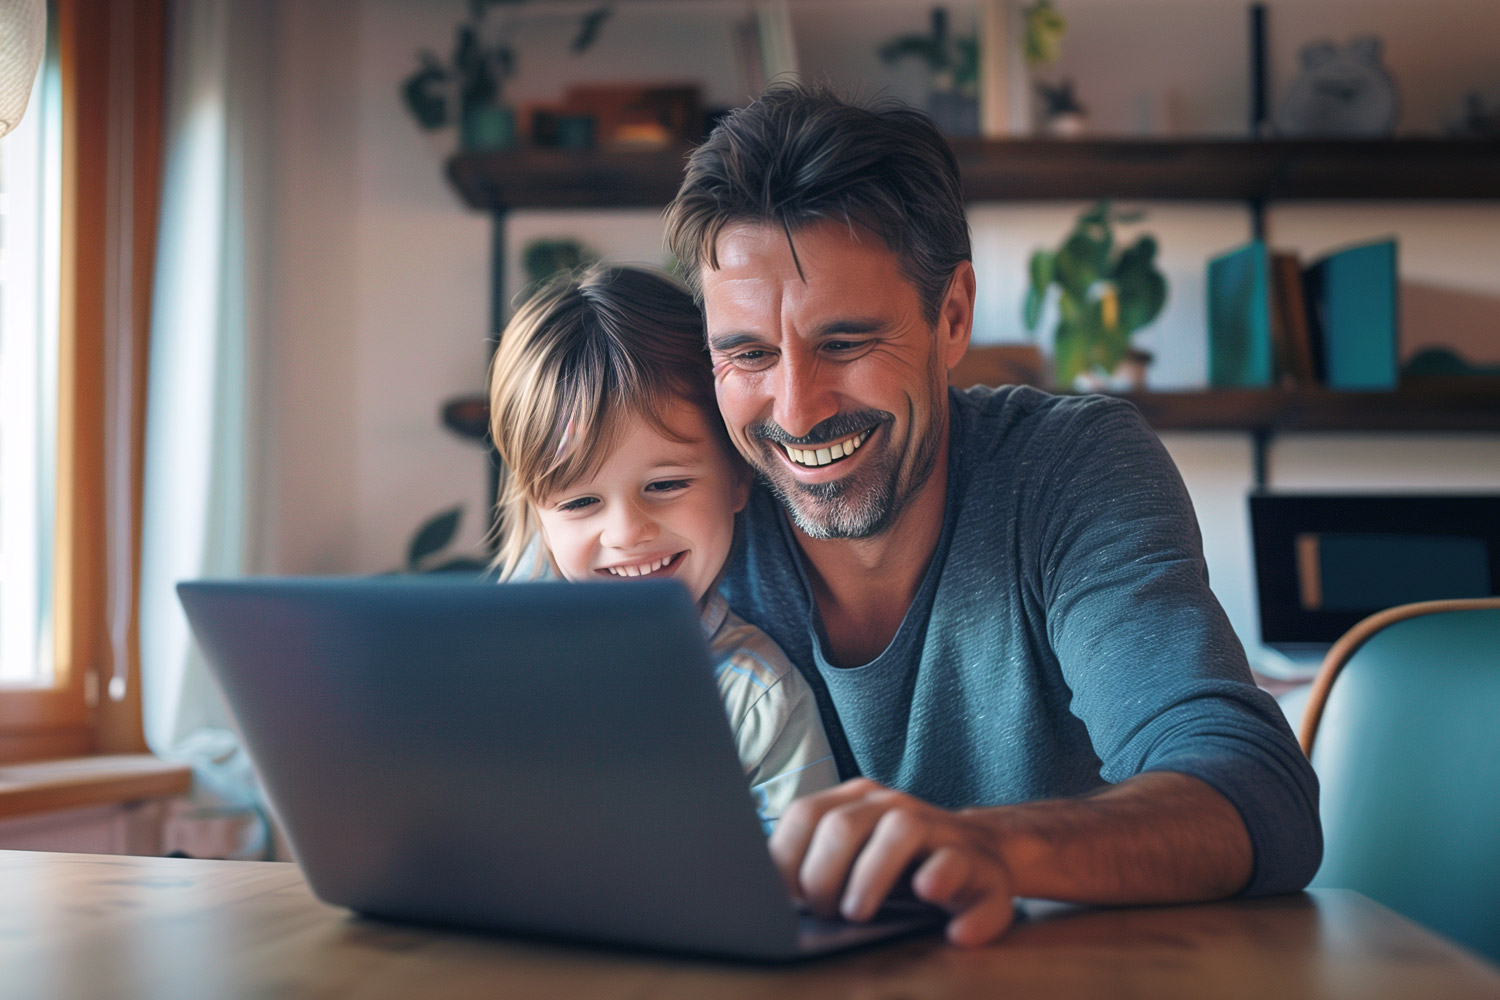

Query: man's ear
[938,261,976,371]
[729,459,752,514]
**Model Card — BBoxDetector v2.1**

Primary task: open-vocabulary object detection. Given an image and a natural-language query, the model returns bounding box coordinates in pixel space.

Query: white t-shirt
[701,592,840,833]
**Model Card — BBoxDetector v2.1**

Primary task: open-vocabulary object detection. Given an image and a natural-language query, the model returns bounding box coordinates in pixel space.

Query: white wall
[255,0,1500,669]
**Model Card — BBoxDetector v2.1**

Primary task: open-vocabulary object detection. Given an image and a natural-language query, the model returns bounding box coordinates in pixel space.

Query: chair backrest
[1300,598,1500,964]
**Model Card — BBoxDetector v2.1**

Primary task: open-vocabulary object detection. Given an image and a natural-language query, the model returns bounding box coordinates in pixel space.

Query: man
[664,83,1321,947]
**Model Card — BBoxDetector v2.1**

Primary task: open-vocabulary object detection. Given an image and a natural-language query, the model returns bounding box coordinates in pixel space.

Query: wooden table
[3,851,1498,1000]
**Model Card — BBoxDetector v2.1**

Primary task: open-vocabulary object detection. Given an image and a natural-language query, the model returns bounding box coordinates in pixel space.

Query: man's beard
[749,397,944,541]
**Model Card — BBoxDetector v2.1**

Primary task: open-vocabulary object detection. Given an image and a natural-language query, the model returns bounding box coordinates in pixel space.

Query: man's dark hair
[664,81,971,325]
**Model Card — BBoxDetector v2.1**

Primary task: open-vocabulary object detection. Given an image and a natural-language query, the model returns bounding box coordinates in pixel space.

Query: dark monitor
[1249,493,1500,650]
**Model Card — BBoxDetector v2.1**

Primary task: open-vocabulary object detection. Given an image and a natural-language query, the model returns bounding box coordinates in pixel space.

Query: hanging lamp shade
[0,0,47,137]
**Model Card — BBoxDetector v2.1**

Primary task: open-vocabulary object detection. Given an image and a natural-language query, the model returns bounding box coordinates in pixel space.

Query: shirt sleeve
[721,647,841,836]
[1031,396,1322,895]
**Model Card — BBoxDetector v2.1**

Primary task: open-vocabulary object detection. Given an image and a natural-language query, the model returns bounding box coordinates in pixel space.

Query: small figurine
[1036,79,1087,137]
[1450,91,1500,138]
[1275,36,1400,138]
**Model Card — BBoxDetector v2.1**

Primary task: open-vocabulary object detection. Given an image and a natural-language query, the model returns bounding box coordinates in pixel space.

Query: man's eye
[556,496,598,512]
[647,479,691,494]
[825,339,865,354]
[731,350,773,370]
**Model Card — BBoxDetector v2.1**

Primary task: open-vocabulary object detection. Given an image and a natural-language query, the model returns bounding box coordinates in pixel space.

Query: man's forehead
[710,217,889,271]
[705,219,903,301]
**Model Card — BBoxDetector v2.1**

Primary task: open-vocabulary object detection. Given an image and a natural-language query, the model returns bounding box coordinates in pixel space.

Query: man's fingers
[768,779,883,900]
[840,807,929,922]
[798,798,892,917]
[913,846,1017,948]
[945,892,1017,948]
[910,844,975,910]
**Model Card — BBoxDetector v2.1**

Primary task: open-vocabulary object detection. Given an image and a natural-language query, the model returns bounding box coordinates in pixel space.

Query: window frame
[0,0,165,763]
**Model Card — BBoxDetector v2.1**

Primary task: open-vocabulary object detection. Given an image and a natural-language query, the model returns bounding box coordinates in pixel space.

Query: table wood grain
[2,850,1497,1000]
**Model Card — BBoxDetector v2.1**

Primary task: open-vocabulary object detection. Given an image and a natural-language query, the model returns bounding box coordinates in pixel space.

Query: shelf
[0,755,193,821]
[447,144,695,212]
[1115,380,1500,433]
[951,138,1500,202]
[440,375,1500,443]
[446,138,1500,213]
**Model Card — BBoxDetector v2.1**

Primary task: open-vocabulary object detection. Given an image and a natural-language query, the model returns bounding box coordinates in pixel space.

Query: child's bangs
[529,372,713,502]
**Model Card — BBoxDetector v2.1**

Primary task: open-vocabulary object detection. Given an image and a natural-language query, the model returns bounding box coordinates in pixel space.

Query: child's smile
[599,550,684,578]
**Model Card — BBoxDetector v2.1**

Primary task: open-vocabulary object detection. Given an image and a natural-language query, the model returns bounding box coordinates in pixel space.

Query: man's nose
[600,500,659,550]
[772,348,840,441]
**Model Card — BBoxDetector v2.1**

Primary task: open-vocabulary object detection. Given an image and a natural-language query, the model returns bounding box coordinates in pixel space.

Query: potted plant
[400,1,613,151]
[878,7,979,136]
[1023,202,1167,391]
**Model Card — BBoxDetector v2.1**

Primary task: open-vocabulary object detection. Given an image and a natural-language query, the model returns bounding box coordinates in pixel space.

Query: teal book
[1303,239,1398,390]
[1206,240,1273,387]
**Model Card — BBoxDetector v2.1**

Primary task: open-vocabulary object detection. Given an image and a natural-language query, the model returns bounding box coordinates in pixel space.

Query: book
[1269,252,1320,385]
[1303,238,1399,391]
[1206,240,1274,387]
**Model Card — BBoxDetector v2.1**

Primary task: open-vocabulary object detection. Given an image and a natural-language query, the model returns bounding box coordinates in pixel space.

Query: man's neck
[789,438,950,668]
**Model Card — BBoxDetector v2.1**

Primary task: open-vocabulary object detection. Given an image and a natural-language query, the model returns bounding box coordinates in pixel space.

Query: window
[0,28,60,690]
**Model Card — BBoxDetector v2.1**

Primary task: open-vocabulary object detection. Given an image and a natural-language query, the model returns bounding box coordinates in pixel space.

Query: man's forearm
[966,771,1253,904]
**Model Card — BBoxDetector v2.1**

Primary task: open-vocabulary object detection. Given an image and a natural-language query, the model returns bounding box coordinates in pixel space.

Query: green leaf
[1112,234,1158,273]
[1023,285,1045,331]
[1078,200,1110,226]
[408,506,462,570]
[571,6,612,53]
[1023,0,1067,67]
[1111,236,1167,334]
[1052,321,1089,388]
[878,36,945,71]
[1055,230,1106,297]
[1028,250,1055,294]
[1117,271,1167,335]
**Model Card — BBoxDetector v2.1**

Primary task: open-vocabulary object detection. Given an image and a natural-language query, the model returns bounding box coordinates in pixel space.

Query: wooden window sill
[0,755,193,821]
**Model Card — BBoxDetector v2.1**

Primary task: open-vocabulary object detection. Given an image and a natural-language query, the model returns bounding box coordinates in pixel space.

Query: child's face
[535,398,749,605]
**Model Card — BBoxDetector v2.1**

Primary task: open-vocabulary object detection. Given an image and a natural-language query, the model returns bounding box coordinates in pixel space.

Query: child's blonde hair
[487,264,736,579]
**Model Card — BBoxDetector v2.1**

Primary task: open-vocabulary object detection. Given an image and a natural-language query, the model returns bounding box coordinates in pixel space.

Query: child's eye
[646,479,691,494]
[555,496,598,512]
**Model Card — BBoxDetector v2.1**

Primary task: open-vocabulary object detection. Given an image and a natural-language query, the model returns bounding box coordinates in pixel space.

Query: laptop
[177,576,943,961]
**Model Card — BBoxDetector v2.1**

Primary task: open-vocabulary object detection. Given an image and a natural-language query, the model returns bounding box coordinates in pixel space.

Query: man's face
[702,220,971,540]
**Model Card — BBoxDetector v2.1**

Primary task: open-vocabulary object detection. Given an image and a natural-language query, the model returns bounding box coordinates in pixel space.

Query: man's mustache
[748,410,892,448]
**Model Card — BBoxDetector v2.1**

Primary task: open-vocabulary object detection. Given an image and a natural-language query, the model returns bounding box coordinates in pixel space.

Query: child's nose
[601,501,659,549]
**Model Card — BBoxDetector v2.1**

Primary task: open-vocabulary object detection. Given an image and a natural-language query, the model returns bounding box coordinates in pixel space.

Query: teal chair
[1300,597,1500,964]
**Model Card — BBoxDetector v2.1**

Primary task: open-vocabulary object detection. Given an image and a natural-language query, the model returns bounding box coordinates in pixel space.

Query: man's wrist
[959,803,1047,899]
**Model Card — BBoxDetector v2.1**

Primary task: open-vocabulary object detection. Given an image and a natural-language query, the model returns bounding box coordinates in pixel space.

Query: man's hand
[770,771,1256,949]
[769,778,1018,948]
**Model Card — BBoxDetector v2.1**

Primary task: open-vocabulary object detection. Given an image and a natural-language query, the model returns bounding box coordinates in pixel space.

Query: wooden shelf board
[442,375,1500,440]
[953,138,1500,201]
[1116,382,1500,432]
[0,754,193,821]
[447,144,694,212]
[446,139,1500,213]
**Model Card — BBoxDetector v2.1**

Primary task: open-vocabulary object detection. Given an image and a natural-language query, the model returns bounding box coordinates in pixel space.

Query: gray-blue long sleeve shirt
[719,385,1322,895]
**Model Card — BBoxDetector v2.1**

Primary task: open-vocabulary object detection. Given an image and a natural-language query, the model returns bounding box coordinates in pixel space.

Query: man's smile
[777,427,875,469]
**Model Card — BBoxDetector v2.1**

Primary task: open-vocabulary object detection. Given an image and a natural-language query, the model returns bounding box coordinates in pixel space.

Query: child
[487,264,839,833]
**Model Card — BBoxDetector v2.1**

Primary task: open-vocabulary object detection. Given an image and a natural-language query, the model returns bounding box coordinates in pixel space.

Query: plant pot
[1072,348,1154,393]
[928,90,980,137]
[461,104,517,152]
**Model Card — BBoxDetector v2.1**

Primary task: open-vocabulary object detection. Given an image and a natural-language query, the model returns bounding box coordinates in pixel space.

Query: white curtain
[138,0,272,858]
